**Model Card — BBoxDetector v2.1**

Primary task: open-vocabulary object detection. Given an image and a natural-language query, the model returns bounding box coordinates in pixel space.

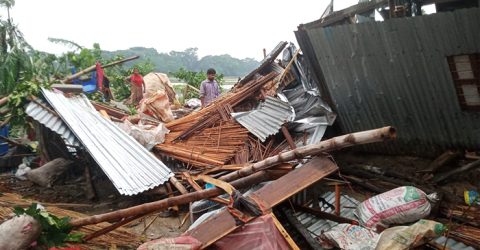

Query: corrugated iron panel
[25,99,80,146]
[298,8,480,155]
[41,89,173,195]
[232,96,293,142]
[294,192,359,238]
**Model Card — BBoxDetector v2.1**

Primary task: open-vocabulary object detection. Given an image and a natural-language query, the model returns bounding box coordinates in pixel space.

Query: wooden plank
[184,157,338,248]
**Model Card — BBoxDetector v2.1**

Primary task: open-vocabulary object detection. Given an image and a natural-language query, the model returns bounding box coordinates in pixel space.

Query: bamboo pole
[61,56,140,83]
[169,176,188,195]
[70,170,273,227]
[220,126,396,182]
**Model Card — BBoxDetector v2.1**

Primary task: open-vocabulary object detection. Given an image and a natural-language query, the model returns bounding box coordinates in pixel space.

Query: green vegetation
[14,203,83,247]
[103,47,259,77]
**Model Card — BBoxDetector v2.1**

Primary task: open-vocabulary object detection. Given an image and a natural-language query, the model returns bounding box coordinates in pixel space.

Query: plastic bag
[185,98,201,109]
[0,215,41,250]
[376,219,445,250]
[138,91,174,122]
[15,163,31,180]
[355,186,434,229]
[118,120,169,150]
[319,223,379,250]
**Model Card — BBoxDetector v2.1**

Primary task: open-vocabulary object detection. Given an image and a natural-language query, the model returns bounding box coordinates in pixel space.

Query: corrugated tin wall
[298,8,480,155]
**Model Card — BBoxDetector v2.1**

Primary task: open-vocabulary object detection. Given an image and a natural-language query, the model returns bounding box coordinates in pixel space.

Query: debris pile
[1,2,480,247]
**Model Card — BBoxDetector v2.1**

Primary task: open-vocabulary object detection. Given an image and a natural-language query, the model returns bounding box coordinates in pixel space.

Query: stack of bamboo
[156,121,249,167]
[155,72,279,168]
[0,192,140,249]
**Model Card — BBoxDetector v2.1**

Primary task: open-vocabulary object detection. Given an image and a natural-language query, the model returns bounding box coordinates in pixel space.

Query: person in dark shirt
[102,75,114,102]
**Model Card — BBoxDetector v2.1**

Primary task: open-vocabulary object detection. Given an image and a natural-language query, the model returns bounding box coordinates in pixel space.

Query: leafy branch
[14,203,83,247]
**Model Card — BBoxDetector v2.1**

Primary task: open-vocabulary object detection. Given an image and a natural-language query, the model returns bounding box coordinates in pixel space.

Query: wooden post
[281,125,296,150]
[166,183,179,215]
[62,56,139,84]
[84,165,96,200]
[169,176,189,195]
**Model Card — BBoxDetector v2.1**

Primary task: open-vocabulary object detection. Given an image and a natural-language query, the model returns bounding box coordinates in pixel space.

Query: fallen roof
[232,96,294,142]
[26,99,80,147]
[41,88,173,195]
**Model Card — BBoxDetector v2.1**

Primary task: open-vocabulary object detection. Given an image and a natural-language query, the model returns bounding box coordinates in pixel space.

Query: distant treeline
[102,47,259,77]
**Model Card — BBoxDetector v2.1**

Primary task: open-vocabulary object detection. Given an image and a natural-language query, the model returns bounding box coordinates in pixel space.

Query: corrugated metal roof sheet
[41,88,173,195]
[298,8,480,155]
[232,96,293,142]
[293,191,359,238]
[25,99,80,146]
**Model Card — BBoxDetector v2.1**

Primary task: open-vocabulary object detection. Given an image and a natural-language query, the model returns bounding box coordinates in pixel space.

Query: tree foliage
[14,203,83,247]
[0,15,33,96]
[103,47,259,77]
[47,37,83,51]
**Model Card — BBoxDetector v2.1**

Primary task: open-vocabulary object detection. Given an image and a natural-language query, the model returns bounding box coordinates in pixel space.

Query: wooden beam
[70,170,274,227]
[281,125,297,150]
[183,157,338,248]
[62,56,139,83]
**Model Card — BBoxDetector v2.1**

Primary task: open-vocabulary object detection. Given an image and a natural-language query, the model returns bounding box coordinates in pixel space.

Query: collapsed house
[1,1,479,249]
[295,1,480,156]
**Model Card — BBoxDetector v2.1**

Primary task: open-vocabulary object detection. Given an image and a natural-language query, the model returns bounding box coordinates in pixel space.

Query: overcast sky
[1,0,358,60]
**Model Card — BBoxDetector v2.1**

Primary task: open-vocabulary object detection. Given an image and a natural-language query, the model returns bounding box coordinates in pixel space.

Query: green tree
[102,47,259,77]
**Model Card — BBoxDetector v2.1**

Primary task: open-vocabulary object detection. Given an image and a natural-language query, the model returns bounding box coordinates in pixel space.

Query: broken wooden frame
[183,157,338,249]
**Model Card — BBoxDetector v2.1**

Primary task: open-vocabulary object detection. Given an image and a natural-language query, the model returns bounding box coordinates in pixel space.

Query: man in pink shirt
[200,68,220,108]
